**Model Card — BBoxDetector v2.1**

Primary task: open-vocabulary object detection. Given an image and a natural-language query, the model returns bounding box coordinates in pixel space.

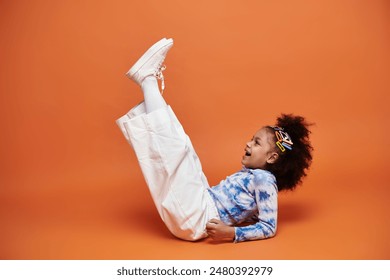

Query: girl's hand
[206,219,235,241]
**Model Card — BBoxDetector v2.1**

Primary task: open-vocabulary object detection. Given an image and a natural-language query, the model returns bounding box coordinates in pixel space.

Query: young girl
[116,38,313,243]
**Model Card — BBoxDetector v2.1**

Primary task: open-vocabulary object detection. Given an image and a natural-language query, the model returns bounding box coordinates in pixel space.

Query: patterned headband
[268,126,293,153]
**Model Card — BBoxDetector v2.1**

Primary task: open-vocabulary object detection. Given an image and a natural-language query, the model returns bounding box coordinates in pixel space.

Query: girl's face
[241,127,279,170]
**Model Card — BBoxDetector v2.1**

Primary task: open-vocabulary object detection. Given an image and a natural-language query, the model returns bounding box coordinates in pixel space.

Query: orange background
[1,0,389,259]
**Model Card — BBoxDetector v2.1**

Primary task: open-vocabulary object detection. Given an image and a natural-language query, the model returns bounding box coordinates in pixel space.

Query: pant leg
[117,103,219,241]
[116,102,146,142]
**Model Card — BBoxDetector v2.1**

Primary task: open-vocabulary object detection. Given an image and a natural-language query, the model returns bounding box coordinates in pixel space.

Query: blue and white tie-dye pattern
[208,167,278,242]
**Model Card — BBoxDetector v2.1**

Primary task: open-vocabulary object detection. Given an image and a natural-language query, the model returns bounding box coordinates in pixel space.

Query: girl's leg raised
[116,38,219,241]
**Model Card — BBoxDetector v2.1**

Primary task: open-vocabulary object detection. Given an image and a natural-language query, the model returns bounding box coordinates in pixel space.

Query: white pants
[116,102,219,241]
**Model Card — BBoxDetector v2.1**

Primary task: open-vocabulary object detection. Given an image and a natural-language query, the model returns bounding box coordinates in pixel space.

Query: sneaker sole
[126,38,173,78]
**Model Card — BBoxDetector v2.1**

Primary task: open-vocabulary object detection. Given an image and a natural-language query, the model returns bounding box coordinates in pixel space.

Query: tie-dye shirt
[208,167,278,242]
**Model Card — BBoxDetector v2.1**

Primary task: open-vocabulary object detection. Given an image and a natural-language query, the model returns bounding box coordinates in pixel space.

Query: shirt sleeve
[234,179,278,242]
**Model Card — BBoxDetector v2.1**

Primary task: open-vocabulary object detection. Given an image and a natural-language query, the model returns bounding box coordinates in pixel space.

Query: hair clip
[276,141,286,152]
[282,142,292,150]
[268,126,294,153]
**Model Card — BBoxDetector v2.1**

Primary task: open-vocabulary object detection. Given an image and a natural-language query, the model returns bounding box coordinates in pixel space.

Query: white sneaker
[126,38,174,92]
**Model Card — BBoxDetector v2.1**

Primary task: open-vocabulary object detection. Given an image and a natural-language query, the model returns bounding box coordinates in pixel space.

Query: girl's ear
[266,152,279,164]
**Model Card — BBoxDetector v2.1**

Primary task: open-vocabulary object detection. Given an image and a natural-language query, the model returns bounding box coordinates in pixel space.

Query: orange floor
[1,0,389,260]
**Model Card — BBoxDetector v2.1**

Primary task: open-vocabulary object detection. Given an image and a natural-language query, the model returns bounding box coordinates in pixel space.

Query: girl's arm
[234,183,278,242]
[206,182,278,242]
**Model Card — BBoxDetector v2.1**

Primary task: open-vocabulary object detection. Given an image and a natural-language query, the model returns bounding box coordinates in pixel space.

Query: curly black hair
[265,114,314,191]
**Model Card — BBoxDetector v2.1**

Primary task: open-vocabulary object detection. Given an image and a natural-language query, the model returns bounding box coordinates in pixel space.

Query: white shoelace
[155,65,166,93]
